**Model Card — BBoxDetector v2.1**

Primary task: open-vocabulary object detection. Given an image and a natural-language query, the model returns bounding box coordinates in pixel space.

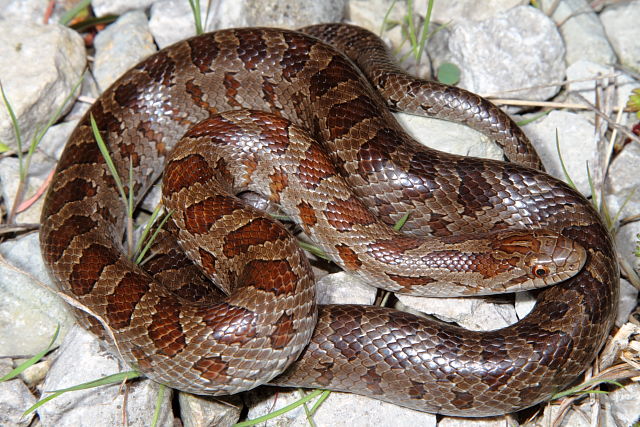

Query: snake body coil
[40,24,618,416]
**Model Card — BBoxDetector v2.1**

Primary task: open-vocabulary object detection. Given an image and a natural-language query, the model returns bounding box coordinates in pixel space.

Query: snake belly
[40,24,618,416]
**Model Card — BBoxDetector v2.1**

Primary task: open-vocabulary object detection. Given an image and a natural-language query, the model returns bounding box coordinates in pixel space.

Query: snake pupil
[533,265,549,277]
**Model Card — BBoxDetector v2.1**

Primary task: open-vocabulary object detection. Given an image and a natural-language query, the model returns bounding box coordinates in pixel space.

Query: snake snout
[528,232,587,286]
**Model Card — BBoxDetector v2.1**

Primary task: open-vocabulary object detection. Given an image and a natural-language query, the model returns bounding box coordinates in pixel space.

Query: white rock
[605,142,640,269]
[0,21,85,150]
[244,0,346,28]
[38,326,173,426]
[0,359,36,427]
[438,415,508,427]
[347,0,404,34]
[0,0,72,23]
[93,10,157,91]
[514,291,536,319]
[179,393,242,427]
[607,381,640,427]
[566,60,637,106]
[245,387,436,427]
[540,401,592,426]
[0,151,55,224]
[428,6,565,101]
[38,120,78,161]
[316,272,376,305]
[540,0,616,66]
[523,110,597,196]
[614,222,640,274]
[0,233,74,357]
[19,360,51,388]
[149,0,247,49]
[430,0,527,23]
[395,113,503,160]
[617,279,638,327]
[397,294,518,331]
[92,0,155,17]
[601,0,640,71]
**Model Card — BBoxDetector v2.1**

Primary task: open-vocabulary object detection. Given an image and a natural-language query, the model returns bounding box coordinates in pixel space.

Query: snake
[40,24,618,416]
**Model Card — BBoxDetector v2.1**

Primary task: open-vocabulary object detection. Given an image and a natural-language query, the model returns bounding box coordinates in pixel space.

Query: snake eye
[532,264,550,278]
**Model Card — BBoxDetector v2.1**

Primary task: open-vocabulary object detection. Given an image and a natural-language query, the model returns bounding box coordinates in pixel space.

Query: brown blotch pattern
[130,347,154,372]
[325,196,376,232]
[223,217,289,257]
[241,259,297,297]
[296,201,317,227]
[193,355,229,383]
[164,154,214,195]
[236,29,268,71]
[452,390,475,410]
[493,233,540,255]
[198,248,218,277]
[187,35,219,73]
[70,243,119,295]
[327,95,380,140]
[280,32,313,81]
[336,244,362,270]
[54,136,103,173]
[148,296,186,357]
[185,79,216,112]
[361,368,384,395]
[46,178,97,215]
[366,236,423,265]
[44,215,98,264]
[223,72,243,108]
[270,312,295,349]
[106,271,151,329]
[297,143,336,189]
[268,170,288,203]
[386,273,436,291]
[420,251,515,278]
[204,303,257,346]
[309,55,360,99]
[183,195,239,235]
[138,50,176,87]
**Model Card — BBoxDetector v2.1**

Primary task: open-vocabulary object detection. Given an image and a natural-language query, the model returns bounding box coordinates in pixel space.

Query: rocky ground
[0,0,639,426]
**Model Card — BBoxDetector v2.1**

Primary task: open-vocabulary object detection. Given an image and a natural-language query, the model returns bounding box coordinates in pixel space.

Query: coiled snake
[40,24,618,416]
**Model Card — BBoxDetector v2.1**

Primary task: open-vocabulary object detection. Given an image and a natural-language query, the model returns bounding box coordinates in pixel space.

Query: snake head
[492,229,587,290]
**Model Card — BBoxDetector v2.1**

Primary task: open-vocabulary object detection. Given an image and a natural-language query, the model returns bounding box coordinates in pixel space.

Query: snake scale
[40,24,618,416]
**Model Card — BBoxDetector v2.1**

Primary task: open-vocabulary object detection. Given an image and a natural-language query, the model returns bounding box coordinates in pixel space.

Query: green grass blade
[551,378,623,400]
[151,383,166,427]
[91,114,129,207]
[233,389,325,427]
[307,389,331,416]
[47,370,142,393]
[58,0,92,25]
[555,129,576,190]
[379,0,398,35]
[393,212,410,231]
[0,81,23,158]
[188,0,203,35]
[70,15,118,32]
[297,241,330,261]
[23,370,141,416]
[135,210,174,265]
[415,0,435,65]
[132,203,164,260]
[516,110,550,126]
[0,325,60,382]
[128,157,135,218]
